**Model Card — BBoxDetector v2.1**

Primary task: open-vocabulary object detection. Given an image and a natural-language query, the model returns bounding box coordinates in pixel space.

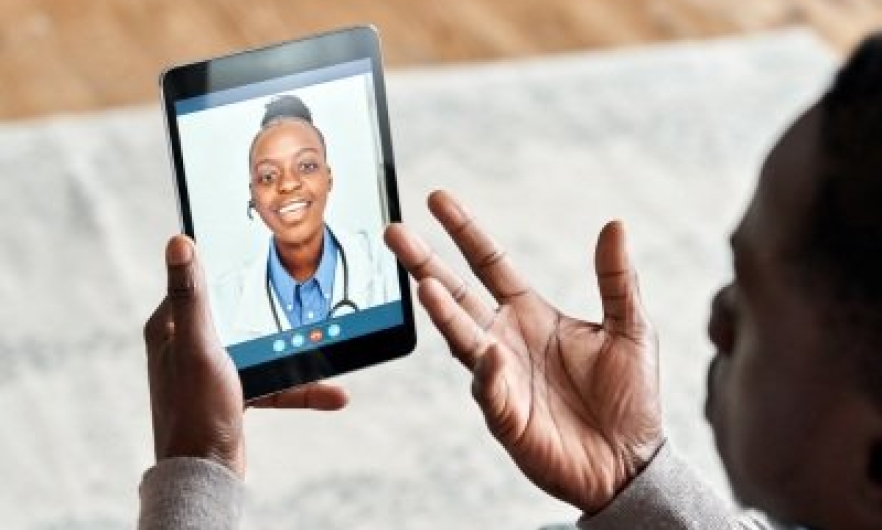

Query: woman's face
[249,120,331,247]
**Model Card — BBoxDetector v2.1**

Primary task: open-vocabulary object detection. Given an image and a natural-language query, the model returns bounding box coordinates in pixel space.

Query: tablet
[159,26,416,401]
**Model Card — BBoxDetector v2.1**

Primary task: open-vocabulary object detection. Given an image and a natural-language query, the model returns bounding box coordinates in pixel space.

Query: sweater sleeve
[138,457,244,530]
[577,443,778,530]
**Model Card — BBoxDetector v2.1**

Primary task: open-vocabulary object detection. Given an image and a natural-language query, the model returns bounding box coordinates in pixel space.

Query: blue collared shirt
[267,226,338,328]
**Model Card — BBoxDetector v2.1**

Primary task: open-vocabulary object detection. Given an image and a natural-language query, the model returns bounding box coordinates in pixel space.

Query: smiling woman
[205,93,400,346]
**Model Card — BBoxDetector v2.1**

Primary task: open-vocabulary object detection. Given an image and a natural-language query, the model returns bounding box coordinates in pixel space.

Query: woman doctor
[213,95,399,346]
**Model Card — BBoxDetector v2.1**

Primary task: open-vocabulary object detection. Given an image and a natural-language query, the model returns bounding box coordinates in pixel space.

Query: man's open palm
[385,191,663,513]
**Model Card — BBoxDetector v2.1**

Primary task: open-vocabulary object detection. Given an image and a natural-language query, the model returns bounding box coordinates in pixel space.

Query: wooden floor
[2,0,882,120]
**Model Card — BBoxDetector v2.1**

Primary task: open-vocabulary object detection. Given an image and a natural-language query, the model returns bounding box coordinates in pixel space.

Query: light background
[0,30,839,530]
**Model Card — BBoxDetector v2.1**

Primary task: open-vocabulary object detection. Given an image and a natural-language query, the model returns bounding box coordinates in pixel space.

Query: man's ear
[327,167,333,190]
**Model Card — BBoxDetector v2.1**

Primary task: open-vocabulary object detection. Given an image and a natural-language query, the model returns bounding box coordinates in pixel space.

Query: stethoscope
[265,230,360,333]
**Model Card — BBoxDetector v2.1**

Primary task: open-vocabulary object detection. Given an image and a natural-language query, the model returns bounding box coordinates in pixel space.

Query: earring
[246,200,255,220]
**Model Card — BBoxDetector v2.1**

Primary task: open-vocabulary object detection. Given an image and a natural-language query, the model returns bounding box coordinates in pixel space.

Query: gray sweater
[577,445,786,530]
[138,457,242,530]
[138,444,790,529]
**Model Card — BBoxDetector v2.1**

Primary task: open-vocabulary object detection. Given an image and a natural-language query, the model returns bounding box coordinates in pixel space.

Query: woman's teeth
[279,201,307,214]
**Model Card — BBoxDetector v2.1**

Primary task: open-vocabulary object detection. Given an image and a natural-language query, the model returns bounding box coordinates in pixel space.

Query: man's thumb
[165,235,209,339]
[594,221,647,340]
[165,235,228,370]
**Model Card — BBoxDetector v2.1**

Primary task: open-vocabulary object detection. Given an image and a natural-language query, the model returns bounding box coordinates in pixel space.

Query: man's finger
[427,190,531,304]
[471,341,520,444]
[594,220,647,341]
[418,277,494,371]
[249,383,349,410]
[471,341,509,418]
[385,223,496,328]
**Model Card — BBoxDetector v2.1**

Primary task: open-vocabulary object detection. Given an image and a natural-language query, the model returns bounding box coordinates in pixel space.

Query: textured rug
[0,28,835,529]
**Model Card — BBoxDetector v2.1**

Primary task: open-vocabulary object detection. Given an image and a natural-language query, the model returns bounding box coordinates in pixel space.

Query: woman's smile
[276,198,311,222]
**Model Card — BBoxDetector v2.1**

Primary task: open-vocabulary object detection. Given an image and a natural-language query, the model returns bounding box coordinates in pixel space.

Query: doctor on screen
[212,95,399,346]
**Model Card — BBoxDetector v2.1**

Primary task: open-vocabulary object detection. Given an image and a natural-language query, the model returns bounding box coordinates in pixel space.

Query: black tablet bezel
[159,26,416,400]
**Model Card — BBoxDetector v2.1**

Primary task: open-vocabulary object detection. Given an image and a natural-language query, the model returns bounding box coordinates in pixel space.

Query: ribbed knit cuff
[577,443,739,530]
[138,457,243,530]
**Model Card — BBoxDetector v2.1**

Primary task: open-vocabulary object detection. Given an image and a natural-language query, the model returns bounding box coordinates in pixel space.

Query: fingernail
[167,237,193,267]
[435,192,469,226]
[446,200,468,225]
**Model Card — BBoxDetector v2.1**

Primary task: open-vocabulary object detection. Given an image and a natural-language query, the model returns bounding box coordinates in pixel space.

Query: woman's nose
[277,169,302,192]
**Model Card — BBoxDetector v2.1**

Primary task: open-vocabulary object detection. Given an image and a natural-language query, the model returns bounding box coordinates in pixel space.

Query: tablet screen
[161,27,414,398]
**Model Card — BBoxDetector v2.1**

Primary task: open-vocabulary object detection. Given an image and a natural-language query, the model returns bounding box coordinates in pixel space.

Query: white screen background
[176,73,386,286]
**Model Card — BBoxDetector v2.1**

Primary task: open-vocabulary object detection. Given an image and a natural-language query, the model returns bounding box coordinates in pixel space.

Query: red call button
[309,329,323,343]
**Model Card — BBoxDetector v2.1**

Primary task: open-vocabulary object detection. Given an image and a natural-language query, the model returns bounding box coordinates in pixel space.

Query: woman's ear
[247,183,256,219]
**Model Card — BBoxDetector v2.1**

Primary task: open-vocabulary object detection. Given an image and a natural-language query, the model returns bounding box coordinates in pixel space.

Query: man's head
[705,35,882,530]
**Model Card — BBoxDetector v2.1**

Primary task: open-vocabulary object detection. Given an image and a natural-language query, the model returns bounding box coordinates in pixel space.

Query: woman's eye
[257,171,277,184]
[299,161,320,174]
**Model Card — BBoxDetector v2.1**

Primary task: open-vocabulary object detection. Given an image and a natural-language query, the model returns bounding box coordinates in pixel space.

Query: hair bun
[261,94,313,127]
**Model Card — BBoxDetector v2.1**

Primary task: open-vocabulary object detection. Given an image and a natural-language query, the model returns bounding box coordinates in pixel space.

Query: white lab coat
[210,227,400,346]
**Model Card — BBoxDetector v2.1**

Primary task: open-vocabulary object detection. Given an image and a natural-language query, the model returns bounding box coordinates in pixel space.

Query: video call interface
[172,58,404,370]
